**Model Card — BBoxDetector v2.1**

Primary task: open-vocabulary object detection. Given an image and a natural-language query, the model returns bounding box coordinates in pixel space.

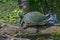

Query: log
[0,22,60,36]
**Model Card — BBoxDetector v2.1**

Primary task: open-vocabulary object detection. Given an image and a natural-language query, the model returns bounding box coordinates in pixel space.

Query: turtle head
[18,12,23,19]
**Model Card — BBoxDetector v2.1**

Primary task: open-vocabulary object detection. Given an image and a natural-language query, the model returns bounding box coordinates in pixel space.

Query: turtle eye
[18,13,23,18]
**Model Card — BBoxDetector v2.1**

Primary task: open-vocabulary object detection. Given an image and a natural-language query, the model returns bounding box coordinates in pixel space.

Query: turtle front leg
[23,22,29,29]
[20,20,24,27]
[20,21,28,29]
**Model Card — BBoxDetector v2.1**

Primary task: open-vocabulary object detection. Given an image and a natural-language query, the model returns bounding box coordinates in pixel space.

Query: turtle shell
[23,12,48,25]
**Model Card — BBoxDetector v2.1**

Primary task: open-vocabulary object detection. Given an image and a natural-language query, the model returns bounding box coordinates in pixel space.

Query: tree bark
[18,0,29,13]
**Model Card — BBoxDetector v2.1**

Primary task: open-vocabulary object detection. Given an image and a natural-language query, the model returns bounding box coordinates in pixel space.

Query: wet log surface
[0,22,60,40]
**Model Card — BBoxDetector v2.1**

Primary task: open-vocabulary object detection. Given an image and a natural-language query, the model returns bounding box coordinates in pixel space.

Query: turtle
[18,11,50,28]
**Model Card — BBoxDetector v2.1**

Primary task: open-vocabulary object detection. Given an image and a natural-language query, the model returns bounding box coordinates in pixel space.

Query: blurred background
[0,0,60,24]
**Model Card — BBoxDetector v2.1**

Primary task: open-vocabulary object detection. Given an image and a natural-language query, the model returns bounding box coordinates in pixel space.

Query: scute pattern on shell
[23,12,48,25]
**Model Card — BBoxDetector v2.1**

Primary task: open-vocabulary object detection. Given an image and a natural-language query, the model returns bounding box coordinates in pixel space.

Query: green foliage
[29,0,60,14]
[0,0,25,24]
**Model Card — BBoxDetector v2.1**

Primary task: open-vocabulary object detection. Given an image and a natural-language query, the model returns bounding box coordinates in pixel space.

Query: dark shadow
[21,33,52,40]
